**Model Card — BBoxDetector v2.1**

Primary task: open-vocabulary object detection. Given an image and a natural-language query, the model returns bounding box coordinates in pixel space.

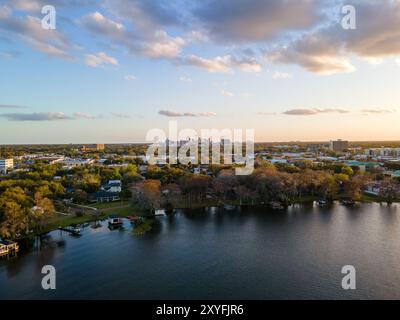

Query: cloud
[268,41,356,75]
[194,0,322,43]
[267,0,400,74]
[182,55,232,73]
[0,50,20,59]
[79,11,125,39]
[361,108,397,115]
[80,11,185,60]
[282,108,351,115]
[158,110,217,117]
[73,112,100,119]
[0,104,28,109]
[197,112,217,117]
[0,112,73,121]
[103,0,180,31]
[221,90,234,97]
[179,76,192,83]
[0,6,74,60]
[181,54,262,73]
[85,52,118,67]
[139,30,185,59]
[111,112,131,118]
[272,71,292,79]
[0,111,104,121]
[7,0,96,12]
[124,75,137,81]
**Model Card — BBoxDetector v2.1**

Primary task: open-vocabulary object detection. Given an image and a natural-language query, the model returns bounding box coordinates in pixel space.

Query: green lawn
[43,204,141,233]
[87,200,130,209]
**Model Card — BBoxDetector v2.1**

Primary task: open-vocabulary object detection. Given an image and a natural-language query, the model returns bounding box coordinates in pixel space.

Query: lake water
[1,202,400,300]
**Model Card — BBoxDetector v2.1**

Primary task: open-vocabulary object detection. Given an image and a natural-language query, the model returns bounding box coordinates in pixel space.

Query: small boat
[154,209,167,216]
[91,222,102,229]
[223,204,236,211]
[317,199,328,207]
[341,199,356,206]
[269,201,285,210]
[127,215,141,223]
[108,216,124,226]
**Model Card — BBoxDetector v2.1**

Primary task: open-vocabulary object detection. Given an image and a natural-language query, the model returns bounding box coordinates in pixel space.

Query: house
[345,161,381,173]
[0,240,19,258]
[139,165,148,174]
[60,158,95,168]
[365,183,381,196]
[102,180,122,193]
[89,191,120,203]
[192,167,201,174]
[392,170,400,178]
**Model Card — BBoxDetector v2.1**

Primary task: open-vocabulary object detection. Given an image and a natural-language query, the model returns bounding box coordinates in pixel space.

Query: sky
[1,0,400,144]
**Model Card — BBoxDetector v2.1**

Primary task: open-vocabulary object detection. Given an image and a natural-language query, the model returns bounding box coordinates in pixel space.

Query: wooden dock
[58,226,81,236]
[0,240,19,259]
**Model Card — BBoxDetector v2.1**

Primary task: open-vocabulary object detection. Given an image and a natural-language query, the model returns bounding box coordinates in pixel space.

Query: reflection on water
[1,202,400,299]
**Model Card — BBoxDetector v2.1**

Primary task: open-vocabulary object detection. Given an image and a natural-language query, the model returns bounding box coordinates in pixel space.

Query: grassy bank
[42,202,142,234]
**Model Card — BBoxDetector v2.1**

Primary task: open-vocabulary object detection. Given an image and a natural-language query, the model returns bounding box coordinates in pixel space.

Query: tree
[30,192,56,234]
[379,181,399,204]
[234,185,256,205]
[179,174,211,202]
[343,174,369,201]
[132,180,162,214]
[213,170,238,200]
[162,183,182,208]
[0,202,29,239]
[341,166,354,176]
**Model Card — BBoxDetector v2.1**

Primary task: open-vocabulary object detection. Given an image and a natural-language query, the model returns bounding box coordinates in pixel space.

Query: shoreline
[36,195,397,236]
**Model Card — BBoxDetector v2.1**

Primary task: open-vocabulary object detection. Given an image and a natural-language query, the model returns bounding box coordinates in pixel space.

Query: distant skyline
[1,0,400,143]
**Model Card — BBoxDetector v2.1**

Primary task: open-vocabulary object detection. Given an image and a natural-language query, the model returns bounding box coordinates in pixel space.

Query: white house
[102,180,122,193]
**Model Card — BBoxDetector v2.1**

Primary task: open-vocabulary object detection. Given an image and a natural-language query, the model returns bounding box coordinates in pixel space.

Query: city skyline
[1,0,400,143]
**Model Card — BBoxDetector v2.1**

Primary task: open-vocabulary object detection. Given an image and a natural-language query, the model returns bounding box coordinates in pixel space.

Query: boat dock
[0,240,19,259]
[58,226,81,236]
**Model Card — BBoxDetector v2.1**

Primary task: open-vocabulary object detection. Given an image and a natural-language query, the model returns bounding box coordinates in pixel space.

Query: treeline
[132,161,392,213]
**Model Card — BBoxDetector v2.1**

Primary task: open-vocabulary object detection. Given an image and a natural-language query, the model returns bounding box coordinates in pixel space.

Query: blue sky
[1,0,400,143]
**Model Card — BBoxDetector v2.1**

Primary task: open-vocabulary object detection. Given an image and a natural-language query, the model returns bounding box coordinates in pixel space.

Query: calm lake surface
[1,202,400,299]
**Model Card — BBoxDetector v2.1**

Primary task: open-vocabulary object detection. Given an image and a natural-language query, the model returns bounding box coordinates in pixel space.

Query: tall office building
[329,139,349,152]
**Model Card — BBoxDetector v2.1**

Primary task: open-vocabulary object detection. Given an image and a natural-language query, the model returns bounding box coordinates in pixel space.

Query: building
[102,180,122,193]
[60,158,95,168]
[81,144,105,152]
[329,140,349,152]
[365,148,400,159]
[89,191,120,203]
[345,161,381,173]
[0,158,13,174]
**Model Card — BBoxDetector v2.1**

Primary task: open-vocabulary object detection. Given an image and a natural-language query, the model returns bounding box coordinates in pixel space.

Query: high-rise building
[329,139,349,152]
[0,158,13,174]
